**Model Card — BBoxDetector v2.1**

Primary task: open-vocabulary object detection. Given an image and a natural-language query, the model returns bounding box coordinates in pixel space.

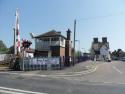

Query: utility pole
[73,19,76,66]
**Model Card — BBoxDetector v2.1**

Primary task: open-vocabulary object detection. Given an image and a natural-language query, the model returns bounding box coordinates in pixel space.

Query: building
[91,38,101,60]
[23,48,34,58]
[33,29,72,66]
[91,37,111,61]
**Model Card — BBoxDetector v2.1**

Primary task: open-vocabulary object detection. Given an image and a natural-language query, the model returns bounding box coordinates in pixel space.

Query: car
[111,56,119,60]
[120,57,125,61]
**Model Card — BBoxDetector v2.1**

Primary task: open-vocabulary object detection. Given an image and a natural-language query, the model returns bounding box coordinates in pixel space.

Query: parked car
[120,57,125,61]
[111,56,119,60]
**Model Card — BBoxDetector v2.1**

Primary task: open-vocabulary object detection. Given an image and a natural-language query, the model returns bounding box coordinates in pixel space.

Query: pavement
[22,60,98,76]
[0,60,96,72]
[0,60,99,77]
[0,63,10,71]
[0,67,10,71]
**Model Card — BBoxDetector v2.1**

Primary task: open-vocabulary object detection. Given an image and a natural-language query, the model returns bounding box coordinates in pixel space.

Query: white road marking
[87,80,125,85]
[112,66,123,74]
[0,72,19,75]
[0,89,25,94]
[0,86,47,94]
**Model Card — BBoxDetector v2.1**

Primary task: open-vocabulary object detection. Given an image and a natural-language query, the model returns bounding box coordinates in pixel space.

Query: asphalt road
[0,61,125,94]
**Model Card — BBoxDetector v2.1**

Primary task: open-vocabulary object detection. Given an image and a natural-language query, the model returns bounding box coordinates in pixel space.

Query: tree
[116,49,123,57]
[7,46,14,54]
[111,49,125,58]
[112,50,117,56]
[0,40,8,53]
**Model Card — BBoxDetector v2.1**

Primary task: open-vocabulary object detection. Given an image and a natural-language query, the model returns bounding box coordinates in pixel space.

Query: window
[61,37,64,42]
[51,37,59,41]
[43,38,49,41]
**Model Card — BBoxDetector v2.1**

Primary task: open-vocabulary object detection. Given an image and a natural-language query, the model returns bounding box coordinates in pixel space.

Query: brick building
[33,29,72,66]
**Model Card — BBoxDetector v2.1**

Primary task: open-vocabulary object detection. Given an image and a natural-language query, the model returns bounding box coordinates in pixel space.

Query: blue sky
[1,0,125,52]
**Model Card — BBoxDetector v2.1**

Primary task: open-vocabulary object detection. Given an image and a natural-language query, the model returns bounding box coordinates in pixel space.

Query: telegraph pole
[73,19,76,66]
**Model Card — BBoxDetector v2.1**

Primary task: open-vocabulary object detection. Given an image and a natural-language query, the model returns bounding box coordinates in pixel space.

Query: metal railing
[19,57,64,71]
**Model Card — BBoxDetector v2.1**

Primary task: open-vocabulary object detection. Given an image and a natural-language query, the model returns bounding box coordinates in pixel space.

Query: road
[0,61,125,94]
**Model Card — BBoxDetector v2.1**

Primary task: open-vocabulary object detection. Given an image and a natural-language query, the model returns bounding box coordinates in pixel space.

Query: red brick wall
[51,46,60,57]
[65,40,71,57]
[60,47,65,57]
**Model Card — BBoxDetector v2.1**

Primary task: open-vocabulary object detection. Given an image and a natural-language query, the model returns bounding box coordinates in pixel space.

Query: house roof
[34,30,66,39]
[25,48,35,53]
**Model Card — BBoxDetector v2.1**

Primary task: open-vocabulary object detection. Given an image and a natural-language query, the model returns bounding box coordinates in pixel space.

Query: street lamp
[75,40,81,62]
[75,40,80,53]
[82,48,86,53]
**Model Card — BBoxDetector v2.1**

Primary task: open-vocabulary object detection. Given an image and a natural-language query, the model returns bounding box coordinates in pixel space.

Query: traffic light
[22,40,32,48]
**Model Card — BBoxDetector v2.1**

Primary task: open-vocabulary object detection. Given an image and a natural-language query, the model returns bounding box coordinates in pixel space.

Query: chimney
[67,29,71,40]
[102,37,107,43]
[93,38,98,43]
[65,29,72,66]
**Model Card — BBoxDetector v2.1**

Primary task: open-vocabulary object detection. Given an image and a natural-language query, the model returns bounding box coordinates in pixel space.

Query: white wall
[0,54,12,62]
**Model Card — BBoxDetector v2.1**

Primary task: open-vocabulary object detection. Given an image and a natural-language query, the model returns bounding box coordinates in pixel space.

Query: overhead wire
[76,12,125,22]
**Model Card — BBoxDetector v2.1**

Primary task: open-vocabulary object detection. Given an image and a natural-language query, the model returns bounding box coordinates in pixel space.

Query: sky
[1,0,125,52]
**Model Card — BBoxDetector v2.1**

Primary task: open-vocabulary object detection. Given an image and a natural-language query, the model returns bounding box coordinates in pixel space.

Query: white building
[91,37,111,61]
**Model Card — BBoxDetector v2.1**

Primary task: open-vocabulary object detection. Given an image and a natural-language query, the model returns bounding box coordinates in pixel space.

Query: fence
[0,54,12,64]
[19,57,64,71]
[0,54,6,62]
